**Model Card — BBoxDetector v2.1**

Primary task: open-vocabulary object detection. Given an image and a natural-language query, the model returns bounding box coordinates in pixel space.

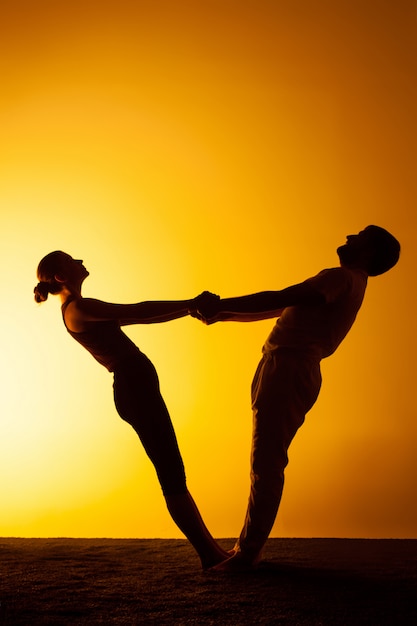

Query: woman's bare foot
[208,551,256,572]
[201,546,231,570]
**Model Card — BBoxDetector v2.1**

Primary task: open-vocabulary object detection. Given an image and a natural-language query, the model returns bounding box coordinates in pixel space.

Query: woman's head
[34,251,88,303]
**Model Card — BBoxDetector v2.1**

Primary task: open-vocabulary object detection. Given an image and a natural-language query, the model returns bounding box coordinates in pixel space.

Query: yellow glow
[1,1,416,539]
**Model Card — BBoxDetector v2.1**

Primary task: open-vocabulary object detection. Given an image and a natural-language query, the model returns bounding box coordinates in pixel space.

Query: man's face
[337,228,373,267]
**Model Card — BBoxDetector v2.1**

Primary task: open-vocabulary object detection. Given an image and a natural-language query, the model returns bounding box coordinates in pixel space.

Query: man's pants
[236,349,322,561]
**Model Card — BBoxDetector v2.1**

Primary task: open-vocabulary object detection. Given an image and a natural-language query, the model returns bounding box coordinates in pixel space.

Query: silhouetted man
[194,225,400,570]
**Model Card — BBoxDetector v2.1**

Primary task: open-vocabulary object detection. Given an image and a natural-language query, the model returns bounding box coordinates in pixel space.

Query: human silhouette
[193,225,400,570]
[34,251,228,569]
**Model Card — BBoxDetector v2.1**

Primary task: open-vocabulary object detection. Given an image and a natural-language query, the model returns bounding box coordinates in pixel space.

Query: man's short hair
[366,225,400,276]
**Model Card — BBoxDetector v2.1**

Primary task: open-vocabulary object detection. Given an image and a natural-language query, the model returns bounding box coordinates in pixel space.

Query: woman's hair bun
[34,281,51,303]
[35,251,68,302]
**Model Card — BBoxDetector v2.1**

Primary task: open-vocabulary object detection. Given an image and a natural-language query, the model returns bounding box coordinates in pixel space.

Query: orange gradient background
[1,1,416,539]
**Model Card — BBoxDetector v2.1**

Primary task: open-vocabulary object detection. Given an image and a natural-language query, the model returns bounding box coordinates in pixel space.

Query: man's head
[337,225,400,276]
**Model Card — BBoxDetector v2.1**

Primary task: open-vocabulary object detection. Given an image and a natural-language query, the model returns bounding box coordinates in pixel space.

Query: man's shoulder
[317,266,346,275]
[305,267,355,302]
[310,266,348,284]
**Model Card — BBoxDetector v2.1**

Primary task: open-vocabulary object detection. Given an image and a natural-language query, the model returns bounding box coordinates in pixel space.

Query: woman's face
[58,253,89,284]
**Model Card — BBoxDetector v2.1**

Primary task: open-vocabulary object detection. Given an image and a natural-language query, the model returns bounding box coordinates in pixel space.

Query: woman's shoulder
[66,297,124,328]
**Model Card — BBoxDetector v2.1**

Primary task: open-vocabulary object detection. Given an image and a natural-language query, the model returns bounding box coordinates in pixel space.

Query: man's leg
[235,351,322,565]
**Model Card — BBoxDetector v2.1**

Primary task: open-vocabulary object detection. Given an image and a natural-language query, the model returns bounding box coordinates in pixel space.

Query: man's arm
[195,282,325,324]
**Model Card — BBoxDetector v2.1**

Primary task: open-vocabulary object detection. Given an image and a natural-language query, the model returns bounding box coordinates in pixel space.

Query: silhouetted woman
[34,251,227,569]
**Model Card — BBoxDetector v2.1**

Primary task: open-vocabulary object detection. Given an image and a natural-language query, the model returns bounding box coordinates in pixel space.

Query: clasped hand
[190,291,221,324]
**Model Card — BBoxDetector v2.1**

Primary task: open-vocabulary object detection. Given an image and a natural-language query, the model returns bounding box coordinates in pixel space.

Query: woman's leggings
[113,353,187,496]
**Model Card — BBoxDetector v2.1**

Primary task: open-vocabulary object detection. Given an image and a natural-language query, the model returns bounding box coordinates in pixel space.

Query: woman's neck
[59,285,82,305]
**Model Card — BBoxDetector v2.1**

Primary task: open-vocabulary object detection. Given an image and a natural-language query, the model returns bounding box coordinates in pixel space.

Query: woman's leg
[113,357,228,568]
[164,491,229,568]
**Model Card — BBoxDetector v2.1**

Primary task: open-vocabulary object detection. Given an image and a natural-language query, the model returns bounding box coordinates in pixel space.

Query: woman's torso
[62,298,142,372]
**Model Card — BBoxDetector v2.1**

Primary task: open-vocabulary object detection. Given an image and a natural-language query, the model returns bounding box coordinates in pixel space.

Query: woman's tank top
[61,298,141,372]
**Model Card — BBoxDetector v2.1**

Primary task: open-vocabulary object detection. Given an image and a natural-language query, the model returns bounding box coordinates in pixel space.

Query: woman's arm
[66,292,219,329]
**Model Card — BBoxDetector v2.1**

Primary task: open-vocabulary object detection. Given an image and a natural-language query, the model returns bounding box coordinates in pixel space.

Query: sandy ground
[1,538,416,625]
